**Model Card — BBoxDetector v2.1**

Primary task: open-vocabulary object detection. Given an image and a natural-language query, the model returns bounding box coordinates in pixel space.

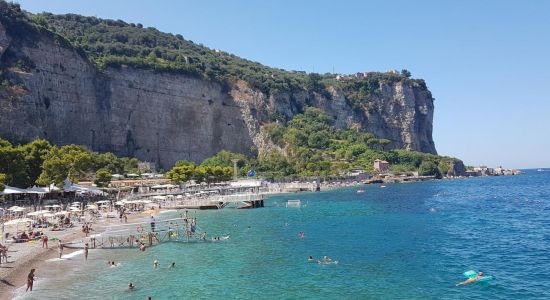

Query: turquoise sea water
[18,170,550,299]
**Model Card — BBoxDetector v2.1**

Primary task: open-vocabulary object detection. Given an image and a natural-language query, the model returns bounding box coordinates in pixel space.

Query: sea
[15,169,550,299]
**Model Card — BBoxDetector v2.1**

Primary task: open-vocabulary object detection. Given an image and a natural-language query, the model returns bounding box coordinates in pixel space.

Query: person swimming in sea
[299,232,305,238]
[169,262,175,269]
[153,260,159,269]
[456,272,485,286]
[128,282,134,291]
[307,256,314,262]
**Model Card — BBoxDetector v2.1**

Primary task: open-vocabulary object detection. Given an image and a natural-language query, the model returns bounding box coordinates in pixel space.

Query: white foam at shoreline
[11,277,46,299]
[45,250,84,262]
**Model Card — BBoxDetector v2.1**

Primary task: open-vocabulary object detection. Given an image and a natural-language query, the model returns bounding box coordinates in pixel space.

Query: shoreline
[0,211,151,299]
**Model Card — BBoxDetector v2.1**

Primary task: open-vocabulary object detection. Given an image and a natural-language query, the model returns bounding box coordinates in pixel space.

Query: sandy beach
[0,211,151,300]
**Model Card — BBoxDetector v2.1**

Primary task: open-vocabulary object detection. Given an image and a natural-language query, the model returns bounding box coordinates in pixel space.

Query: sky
[14,0,550,169]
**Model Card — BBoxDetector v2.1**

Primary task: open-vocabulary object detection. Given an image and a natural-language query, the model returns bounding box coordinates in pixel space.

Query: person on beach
[0,244,8,263]
[26,269,35,292]
[58,240,64,259]
[42,235,48,248]
[139,243,146,251]
[150,216,156,232]
[84,243,89,261]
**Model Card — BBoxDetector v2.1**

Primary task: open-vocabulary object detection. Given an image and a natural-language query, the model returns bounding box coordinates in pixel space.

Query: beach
[0,211,150,299]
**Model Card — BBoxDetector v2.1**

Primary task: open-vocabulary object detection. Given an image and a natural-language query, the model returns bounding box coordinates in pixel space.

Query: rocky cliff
[0,5,437,169]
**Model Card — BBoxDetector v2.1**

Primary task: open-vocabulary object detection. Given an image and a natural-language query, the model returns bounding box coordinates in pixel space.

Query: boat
[537,169,544,172]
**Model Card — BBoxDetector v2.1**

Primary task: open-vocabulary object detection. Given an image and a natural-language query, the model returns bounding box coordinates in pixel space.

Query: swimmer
[299,232,305,238]
[456,272,485,286]
[153,260,159,269]
[128,282,134,290]
[222,235,231,240]
[84,243,89,261]
[139,243,146,252]
[169,262,175,269]
[307,256,314,262]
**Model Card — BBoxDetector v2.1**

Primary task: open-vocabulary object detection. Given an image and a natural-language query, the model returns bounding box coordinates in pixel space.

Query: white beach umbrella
[4,218,34,225]
[8,206,23,211]
[55,211,69,216]
[51,204,61,208]
[27,211,41,216]
[96,200,110,204]
[43,213,55,218]
[69,207,81,212]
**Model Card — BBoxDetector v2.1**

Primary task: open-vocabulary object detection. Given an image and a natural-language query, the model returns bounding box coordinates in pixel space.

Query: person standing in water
[26,269,35,292]
[58,240,64,259]
[150,216,156,232]
[153,260,159,269]
[84,243,89,261]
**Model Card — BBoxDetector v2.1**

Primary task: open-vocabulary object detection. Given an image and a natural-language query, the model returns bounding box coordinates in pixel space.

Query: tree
[94,168,112,187]
[0,140,29,187]
[0,173,6,191]
[401,69,412,78]
[419,161,441,178]
[37,145,93,186]
[200,151,248,168]
[21,139,52,185]
[438,160,451,176]
[166,164,196,183]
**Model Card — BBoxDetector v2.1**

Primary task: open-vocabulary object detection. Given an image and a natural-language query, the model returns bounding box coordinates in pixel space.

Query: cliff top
[0,1,430,97]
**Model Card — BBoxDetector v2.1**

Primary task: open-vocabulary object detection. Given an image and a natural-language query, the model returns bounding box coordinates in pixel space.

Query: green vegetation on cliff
[0,1,430,101]
[255,107,457,178]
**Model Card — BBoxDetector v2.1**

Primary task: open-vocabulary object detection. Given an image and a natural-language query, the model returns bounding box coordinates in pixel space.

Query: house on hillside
[373,159,390,172]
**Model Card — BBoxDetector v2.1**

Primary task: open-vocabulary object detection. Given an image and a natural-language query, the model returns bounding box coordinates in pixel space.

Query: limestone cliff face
[0,21,437,168]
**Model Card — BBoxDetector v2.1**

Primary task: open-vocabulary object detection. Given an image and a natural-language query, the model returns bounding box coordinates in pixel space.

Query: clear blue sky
[15,0,550,169]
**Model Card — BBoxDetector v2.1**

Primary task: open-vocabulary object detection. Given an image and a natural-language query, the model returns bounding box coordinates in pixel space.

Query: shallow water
[16,170,550,299]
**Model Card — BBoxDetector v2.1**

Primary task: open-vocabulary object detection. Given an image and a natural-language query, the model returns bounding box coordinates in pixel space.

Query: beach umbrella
[27,211,42,216]
[43,213,55,218]
[51,204,61,208]
[8,206,23,211]
[4,218,34,225]
[69,207,81,212]
[114,201,124,205]
[55,211,69,216]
